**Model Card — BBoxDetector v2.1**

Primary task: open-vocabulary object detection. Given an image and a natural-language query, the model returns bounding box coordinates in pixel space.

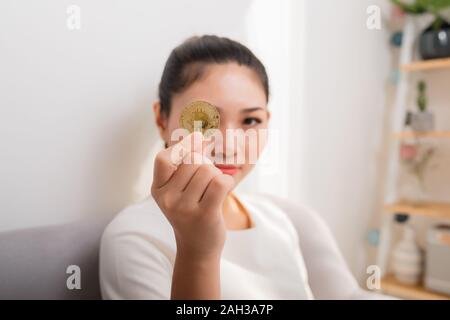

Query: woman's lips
[214,164,239,176]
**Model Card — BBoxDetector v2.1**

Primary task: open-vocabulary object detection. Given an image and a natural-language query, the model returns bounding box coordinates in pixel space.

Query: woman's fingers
[182,164,223,202]
[163,152,213,192]
[152,132,203,189]
[200,174,235,209]
[152,130,233,217]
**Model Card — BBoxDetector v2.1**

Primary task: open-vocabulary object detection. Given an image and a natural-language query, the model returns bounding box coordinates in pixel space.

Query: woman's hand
[151,132,235,260]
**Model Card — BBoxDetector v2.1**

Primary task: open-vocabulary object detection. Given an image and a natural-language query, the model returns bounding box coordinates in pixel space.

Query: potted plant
[411,80,435,131]
[391,0,450,59]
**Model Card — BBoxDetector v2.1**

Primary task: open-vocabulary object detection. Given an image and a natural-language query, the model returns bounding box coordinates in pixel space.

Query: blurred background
[1,0,450,299]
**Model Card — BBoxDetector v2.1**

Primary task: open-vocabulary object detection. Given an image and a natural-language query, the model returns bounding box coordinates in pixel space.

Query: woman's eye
[242,117,262,126]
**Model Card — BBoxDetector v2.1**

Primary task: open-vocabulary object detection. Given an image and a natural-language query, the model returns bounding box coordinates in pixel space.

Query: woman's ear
[153,101,168,142]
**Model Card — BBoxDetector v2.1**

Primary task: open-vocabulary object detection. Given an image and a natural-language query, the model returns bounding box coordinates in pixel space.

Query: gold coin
[179,100,220,137]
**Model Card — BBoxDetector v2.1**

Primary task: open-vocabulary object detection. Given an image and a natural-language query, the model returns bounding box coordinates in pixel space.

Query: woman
[100,35,385,300]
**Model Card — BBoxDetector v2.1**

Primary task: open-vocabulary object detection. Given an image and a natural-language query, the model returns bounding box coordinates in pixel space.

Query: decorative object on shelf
[391,31,404,47]
[411,80,434,132]
[391,220,424,285]
[395,213,410,223]
[400,143,418,161]
[391,0,450,59]
[400,142,436,201]
[389,69,401,85]
[425,224,450,295]
[420,19,450,60]
[398,82,437,202]
[367,229,380,246]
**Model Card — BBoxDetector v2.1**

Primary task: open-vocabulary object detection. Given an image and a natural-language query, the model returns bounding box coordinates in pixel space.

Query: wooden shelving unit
[376,18,450,300]
[384,202,450,220]
[400,57,450,72]
[381,275,450,300]
[393,131,450,139]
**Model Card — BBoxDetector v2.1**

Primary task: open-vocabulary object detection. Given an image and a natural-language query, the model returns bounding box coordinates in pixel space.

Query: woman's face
[154,62,270,186]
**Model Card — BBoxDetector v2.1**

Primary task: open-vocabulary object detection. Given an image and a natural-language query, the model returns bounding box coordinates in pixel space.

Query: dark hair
[158,35,269,117]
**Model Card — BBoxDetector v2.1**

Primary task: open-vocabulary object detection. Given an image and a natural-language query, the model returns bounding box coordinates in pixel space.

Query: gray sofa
[0,219,109,300]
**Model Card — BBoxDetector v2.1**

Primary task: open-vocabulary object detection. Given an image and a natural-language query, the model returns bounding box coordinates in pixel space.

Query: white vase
[392,225,423,285]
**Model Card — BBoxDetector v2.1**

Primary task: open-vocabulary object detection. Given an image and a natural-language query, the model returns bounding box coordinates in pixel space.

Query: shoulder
[237,192,328,242]
[238,191,315,224]
[245,192,316,216]
[244,192,328,228]
[237,192,303,242]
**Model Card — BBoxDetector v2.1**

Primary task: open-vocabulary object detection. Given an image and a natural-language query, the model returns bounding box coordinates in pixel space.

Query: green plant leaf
[391,0,450,14]
[419,0,450,13]
[391,0,427,14]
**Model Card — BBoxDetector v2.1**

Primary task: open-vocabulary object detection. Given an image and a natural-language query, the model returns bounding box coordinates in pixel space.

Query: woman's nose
[210,121,244,162]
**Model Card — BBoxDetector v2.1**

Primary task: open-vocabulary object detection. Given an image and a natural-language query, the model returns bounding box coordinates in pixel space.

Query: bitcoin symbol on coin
[179,101,220,138]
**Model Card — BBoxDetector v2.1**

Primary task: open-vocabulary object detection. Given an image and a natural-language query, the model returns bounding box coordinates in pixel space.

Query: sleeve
[264,194,395,300]
[99,224,173,300]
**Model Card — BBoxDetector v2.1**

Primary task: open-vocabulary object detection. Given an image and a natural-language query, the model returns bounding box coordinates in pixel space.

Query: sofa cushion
[0,218,108,300]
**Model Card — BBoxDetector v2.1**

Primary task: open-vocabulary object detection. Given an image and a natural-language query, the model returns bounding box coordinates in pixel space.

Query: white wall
[289,0,391,280]
[0,0,252,232]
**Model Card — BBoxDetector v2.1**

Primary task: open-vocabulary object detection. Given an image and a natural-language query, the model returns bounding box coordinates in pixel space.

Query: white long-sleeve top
[99,192,388,300]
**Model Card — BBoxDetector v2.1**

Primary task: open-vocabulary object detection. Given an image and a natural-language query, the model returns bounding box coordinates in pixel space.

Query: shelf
[393,131,450,139]
[400,57,450,72]
[384,202,450,219]
[381,275,450,300]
